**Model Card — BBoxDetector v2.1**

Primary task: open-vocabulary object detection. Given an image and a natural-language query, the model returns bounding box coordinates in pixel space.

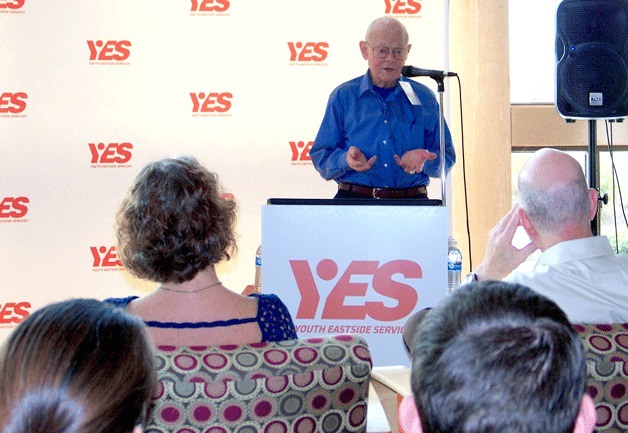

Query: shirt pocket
[392,106,427,150]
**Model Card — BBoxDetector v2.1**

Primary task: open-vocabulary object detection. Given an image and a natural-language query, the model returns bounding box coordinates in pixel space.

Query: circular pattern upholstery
[573,323,628,432]
[149,335,372,433]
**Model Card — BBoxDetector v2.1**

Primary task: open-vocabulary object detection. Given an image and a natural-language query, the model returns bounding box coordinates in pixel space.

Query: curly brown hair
[116,156,237,283]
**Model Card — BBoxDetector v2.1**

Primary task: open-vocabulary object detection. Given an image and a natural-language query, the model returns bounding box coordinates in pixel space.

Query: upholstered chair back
[144,334,372,433]
[573,323,628,433]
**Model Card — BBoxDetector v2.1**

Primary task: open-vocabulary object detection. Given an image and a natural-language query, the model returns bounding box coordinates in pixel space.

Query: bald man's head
[518,149,591,236]
[365,16,409,45]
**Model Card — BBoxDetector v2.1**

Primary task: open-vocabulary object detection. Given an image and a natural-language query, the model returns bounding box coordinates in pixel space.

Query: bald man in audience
[468,148,628,323]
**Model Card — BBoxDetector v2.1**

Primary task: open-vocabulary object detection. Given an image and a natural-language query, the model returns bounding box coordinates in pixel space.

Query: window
[509,0,562,103]
[509,0,627,251]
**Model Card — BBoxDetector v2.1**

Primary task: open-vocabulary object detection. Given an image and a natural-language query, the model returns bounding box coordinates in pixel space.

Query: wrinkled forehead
[366,21,408,46]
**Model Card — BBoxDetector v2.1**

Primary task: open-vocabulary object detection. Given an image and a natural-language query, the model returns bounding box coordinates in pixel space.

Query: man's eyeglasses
[365,42,407,60]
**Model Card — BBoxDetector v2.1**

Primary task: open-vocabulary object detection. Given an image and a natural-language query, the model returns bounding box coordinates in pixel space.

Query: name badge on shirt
[400,81,421,106]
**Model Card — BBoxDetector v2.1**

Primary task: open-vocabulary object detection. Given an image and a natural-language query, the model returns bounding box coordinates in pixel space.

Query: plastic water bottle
[254,244,262,293]
[447,236,462,293]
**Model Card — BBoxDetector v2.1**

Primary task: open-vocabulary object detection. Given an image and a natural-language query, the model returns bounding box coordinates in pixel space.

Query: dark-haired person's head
[411,281,596,433]
[0,299,156,433]
[116,155,237,284]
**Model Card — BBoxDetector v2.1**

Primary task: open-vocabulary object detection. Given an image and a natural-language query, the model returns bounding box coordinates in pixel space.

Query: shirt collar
[359,69,402,97]
[535,236,615,268]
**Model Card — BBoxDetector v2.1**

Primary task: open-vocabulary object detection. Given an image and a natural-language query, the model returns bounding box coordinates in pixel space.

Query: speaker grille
[555,0,628,119]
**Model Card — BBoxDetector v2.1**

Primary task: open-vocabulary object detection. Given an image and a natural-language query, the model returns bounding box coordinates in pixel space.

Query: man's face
[360,24,411,88]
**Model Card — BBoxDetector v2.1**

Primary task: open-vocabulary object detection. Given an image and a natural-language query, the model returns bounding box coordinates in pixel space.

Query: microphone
[401,65,457,78]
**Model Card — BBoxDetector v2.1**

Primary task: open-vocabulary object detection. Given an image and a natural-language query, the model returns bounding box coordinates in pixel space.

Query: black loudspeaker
[555,0,628,119]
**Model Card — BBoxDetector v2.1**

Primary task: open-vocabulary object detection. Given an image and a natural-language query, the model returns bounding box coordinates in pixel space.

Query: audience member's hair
[116,155,237,283]
[0,299,156,433]
[412,281,587,433]
[518,169,589,233]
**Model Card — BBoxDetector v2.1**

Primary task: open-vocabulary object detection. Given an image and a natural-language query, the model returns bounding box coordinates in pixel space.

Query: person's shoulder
[249,292,283,305]
[402,77,437,97]
[331,74,365,93]
[249,293,293,313]
[103,296,138,308]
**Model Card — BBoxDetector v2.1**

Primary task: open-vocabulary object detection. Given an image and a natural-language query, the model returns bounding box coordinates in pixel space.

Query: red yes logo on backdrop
[190,92,233,113]
[290,259,421,321]
[190,0,230,12]
[288,42,329,62]
[0,0,25,10]
[0,302,31,324]
[0,197,29,219]
[0,92,27,114]
[87,40,132,61]
[89,143,133,165]
[90,246,123,269]
[289,141,312,162]
[384,0,422,14]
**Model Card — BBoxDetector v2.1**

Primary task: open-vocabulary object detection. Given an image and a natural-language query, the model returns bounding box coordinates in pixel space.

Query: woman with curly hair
[105,156,297,346]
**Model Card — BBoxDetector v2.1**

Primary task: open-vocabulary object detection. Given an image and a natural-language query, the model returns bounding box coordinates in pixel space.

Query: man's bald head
[519,148,586,191]
[518,148,593,239]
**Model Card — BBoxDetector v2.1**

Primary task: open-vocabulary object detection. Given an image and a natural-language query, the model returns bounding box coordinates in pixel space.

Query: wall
[0,0,451,341]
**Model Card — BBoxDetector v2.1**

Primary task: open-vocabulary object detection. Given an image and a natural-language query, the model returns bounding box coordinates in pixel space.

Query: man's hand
[347,146,376,172]
[394,149,437,174]
[474,205,538,281]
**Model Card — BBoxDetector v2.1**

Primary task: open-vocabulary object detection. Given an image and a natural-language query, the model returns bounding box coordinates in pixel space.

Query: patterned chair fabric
[145,334,372,433]
[573,323,628,433]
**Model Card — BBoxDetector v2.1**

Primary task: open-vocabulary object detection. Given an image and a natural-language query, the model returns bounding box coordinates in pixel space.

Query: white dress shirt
[505,236,628,323]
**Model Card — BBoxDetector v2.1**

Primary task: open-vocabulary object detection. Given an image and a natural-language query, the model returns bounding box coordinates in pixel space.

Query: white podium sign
[262,203,448,366]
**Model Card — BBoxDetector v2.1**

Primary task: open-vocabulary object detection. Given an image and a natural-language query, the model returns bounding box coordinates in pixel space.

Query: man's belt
[338,182,427,199]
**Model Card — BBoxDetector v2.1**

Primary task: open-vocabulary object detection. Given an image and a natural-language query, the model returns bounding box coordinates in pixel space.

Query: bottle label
[255,256,262,267]
[448,262,462,271]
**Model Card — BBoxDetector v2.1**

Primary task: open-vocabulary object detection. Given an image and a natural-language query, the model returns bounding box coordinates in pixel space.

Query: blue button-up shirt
[311,70,455,188]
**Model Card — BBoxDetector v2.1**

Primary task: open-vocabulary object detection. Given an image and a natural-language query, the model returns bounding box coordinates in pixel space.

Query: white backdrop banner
[262,203,448,366]
[0,0,450,345]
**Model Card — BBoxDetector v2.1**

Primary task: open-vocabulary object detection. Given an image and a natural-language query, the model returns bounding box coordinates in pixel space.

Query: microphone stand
[430,76,447,207]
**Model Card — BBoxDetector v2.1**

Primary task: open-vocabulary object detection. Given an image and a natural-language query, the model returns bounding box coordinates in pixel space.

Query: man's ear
[519,208,539,245]
[587,188,598,221]
[573,394,597,433]
[399,395,423,433]
[359,41,369,60]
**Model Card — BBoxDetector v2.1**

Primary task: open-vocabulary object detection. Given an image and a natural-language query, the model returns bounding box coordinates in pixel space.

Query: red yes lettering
[0,302,31,324]
[0,92,27,114]
[289,141,312,161]
[0,197,29,218]
[290,260,321,319]
[190,92,233,113]
[366,260,420,321]
[89,142,133,164]
[87,40,132,61]
[190,0,230,12]
[291,259,421,321]
[384,0,421,14]
[322,261,380,320]
[0,0,25,10]
[287,42,329,62]
[90,246,123,267]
